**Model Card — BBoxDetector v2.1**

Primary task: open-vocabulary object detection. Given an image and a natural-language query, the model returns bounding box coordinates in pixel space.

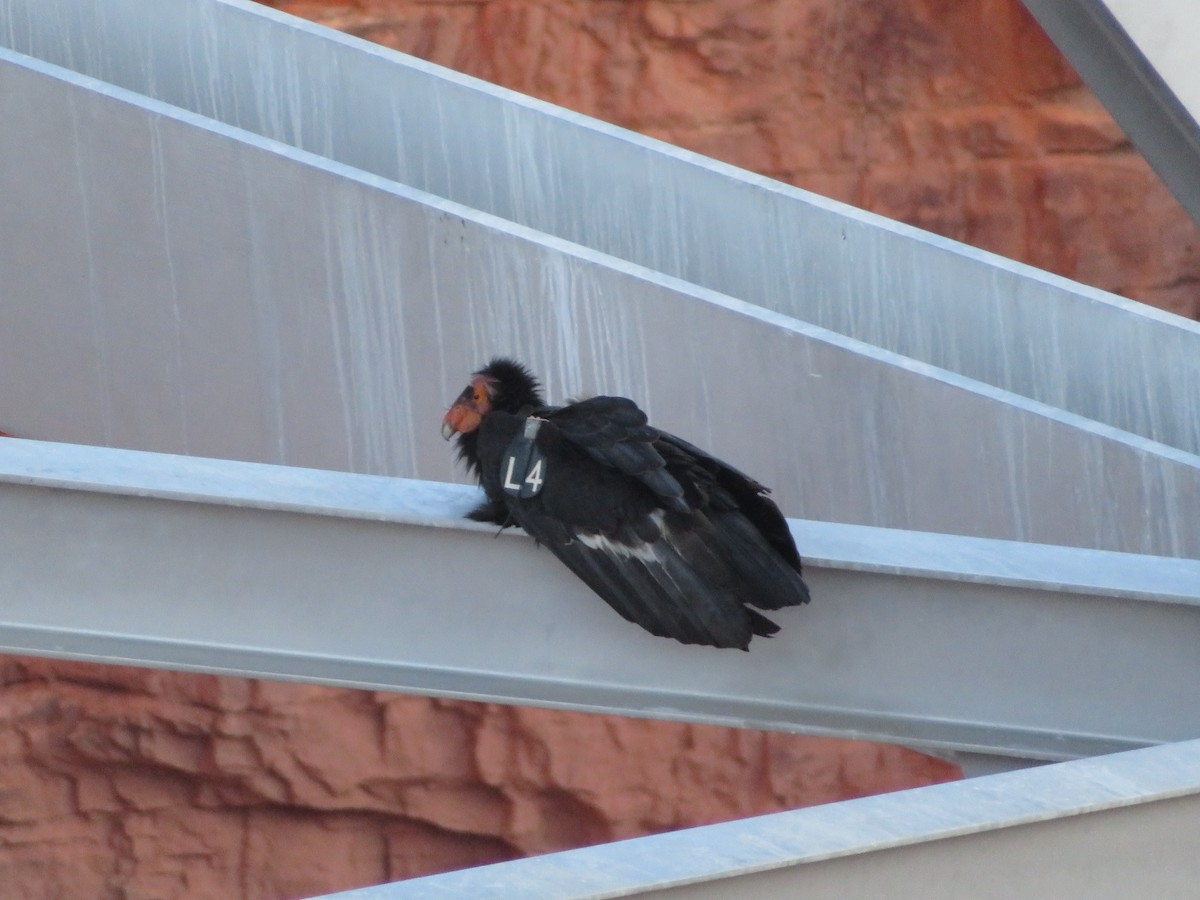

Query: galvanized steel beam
[312,738,1200,899]
[3,439,1199,769]
[2,0,1200,460]
[1,48,1199,557]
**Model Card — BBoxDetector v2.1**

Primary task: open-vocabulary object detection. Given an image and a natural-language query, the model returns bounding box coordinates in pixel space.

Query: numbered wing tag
[501,417,548,498]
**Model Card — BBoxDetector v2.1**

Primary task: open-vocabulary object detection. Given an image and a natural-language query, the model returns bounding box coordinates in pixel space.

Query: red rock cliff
[4,1,1197,898]
[1,658,955,898]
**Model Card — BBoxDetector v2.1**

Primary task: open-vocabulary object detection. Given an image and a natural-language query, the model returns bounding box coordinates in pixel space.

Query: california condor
[442,358,811,650]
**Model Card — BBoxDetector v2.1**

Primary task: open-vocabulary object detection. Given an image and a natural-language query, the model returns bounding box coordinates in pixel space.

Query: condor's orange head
[442,358,544,441]
[441,373,496,439]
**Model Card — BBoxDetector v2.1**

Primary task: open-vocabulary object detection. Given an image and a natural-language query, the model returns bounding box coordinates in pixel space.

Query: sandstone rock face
[6,1,1195,897]
[1,658,956,898]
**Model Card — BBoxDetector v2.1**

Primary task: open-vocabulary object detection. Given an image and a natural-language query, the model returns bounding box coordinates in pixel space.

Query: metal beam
[3,438,1199,769]
[1,47,1199,557]
[1021,0,1200,229]
[2,0,1200,461]
[311,738,1200,899]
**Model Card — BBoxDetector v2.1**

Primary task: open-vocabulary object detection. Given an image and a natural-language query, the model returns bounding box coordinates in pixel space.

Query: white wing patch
[575,510,666,563]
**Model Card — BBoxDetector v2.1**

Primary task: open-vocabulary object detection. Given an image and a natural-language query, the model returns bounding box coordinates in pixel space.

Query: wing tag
[501,417,548,498]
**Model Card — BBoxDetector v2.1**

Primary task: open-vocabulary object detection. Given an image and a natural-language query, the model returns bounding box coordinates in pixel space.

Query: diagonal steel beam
[2,0,1199,460]
[3,439,1199,770]
[1,47,1199,557]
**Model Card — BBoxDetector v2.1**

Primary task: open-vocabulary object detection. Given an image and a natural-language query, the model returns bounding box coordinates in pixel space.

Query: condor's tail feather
[713,510,812,611]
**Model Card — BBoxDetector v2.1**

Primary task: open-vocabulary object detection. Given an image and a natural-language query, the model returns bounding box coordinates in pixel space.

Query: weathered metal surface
[2,439,1199,768]
[1,48,1199,555]
[1,0,1199,461]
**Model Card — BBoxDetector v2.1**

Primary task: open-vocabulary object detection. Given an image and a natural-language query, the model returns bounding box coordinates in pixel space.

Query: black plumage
[442,358,811,650]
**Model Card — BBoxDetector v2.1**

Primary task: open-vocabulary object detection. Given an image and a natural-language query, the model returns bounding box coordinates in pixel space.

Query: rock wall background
[1,658,954,898]
[4,1,1198,898]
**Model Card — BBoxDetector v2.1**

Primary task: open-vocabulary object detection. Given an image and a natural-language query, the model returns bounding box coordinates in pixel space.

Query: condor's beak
[441,400,482,440]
